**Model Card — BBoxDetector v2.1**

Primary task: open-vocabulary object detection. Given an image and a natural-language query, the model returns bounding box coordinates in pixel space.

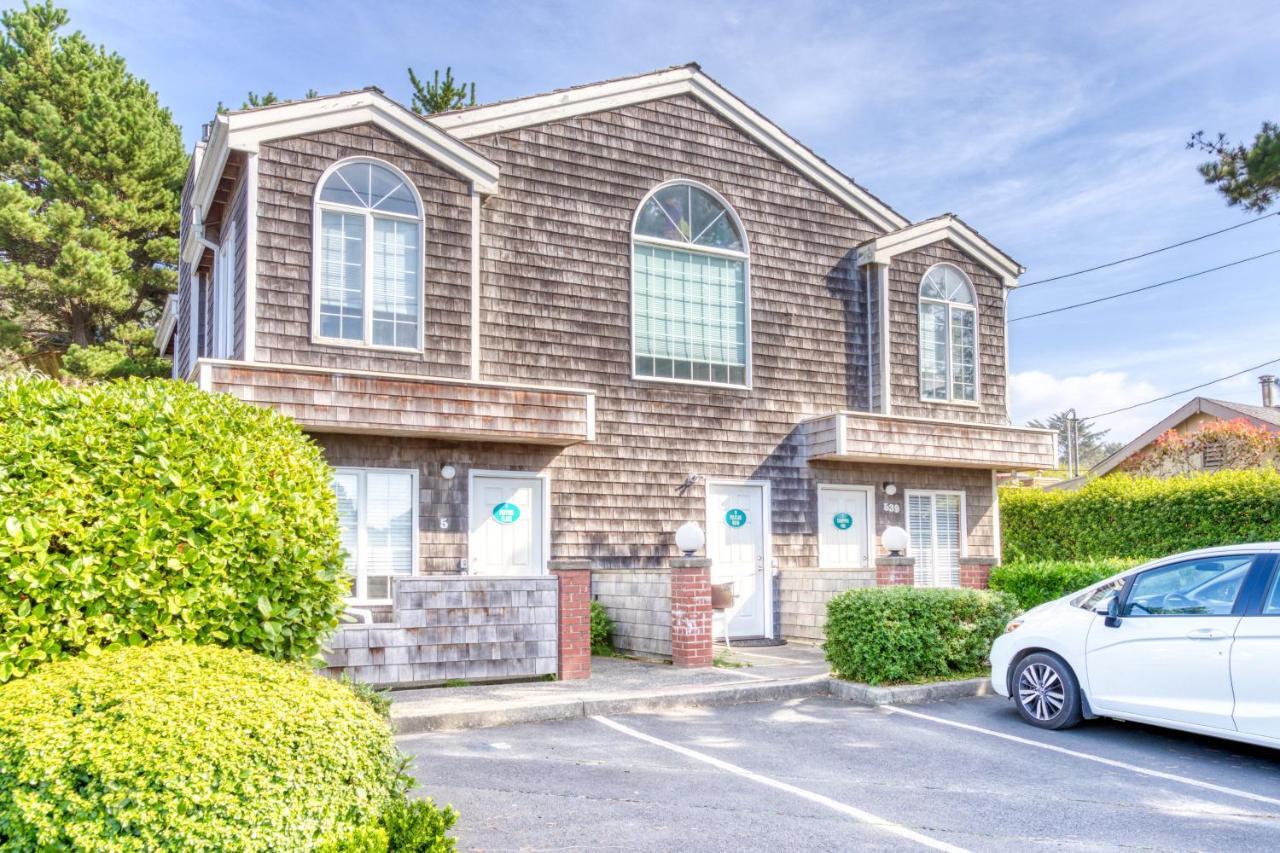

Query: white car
[991,543,1280,749]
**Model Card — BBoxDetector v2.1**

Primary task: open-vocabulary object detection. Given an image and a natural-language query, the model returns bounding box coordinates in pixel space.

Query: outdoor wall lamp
[441,464,456,480]
[882,525,909,556]
[882,482,898,496]
[675,521,705,556]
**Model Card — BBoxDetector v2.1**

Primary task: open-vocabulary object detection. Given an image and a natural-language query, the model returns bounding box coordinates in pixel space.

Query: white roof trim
[429,66,910,233]
[190,91,500,222]
[153,294,177,354]
[856,216,1024,287]
[1091,397,1279,478]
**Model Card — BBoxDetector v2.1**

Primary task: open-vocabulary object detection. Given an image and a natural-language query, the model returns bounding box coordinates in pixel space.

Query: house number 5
[882,501,901,514]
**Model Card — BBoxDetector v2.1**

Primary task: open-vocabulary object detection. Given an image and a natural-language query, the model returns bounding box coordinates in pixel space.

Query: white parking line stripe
[592,715,970,853]
[883,705,1280,809]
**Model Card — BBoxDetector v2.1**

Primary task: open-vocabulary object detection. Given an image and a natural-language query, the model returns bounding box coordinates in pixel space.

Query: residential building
[157,64,1054,657]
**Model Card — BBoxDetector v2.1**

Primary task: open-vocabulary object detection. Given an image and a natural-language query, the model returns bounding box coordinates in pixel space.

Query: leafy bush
[0,643,405,851]
[1001,469,1280,562]
[590,600,614,654]
[989,558,1141,610]
[322,798,458,853]
[824,586,1018,685]
[0,375,347,681]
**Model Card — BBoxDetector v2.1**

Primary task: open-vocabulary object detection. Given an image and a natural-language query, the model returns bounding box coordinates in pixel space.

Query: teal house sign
[725,508,747,528]
[832,512,854,530]
[492,502,521,525]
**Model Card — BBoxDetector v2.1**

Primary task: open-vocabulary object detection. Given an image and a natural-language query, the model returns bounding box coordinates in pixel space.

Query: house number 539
[882,501,901,514]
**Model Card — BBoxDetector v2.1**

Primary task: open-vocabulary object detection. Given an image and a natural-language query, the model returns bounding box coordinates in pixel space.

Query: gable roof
[190,88,500,224]
[1091,396,1280,478]
[428,63,911,233]
[856,214,1025,287]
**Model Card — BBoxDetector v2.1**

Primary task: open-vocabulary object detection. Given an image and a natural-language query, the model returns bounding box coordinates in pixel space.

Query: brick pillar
[549,559,592,681]
[959,557,996,589]
[670,557,713,668]
[876,556,915,586]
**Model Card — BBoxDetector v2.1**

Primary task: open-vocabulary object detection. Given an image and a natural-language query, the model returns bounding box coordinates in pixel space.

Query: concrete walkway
[389,642,832,734]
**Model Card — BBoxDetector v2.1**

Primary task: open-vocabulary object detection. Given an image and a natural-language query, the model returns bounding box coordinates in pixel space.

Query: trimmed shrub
[0,643,404,851]
[824,586,1018,685]
[0,376,347,681]
[1000,469,1280,562]
[989,558,1141,610]
[322,798,458,853]
[590,600,614,654]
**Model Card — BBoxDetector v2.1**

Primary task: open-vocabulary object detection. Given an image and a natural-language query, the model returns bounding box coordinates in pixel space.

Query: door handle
[1185,628,1229,640]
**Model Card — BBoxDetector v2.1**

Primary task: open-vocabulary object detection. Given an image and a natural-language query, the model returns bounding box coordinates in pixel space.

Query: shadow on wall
[823,247,871,412]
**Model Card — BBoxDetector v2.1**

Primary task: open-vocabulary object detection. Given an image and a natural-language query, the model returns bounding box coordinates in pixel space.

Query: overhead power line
[1086,355,1280,420]
[1008,247,1280,323]
[1018,211,1279,288]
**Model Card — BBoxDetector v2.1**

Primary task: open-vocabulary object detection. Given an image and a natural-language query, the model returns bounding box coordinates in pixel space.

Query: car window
[1074,577,1127,611]
[1123,556,1253,617]
[1264,570,1280,615]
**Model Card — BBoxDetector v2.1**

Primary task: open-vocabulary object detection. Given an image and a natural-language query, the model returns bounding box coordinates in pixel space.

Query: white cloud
[1011,369,1163,444]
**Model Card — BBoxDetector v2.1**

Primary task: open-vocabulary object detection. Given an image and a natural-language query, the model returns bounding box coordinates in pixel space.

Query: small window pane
[371,217,419,348]
[319,211,364,341]
[1124,556,1252,616]
[950,307,976,401]
[919,301,948,400]
[653,185,693,240]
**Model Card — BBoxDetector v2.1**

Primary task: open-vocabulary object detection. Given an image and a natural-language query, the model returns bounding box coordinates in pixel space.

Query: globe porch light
[882,525,909,556]
[675,521,705,556]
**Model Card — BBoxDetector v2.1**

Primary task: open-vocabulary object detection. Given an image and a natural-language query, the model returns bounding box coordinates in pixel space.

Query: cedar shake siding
[255,123,473,378]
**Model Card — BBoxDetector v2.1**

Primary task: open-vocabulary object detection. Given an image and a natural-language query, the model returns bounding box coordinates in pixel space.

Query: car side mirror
[1103,596,1123,628]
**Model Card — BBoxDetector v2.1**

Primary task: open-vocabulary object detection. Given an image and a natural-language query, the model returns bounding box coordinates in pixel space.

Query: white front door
[469,473,545,576]
[818,486,872,569]
[1086,554,1252,731]
[707,481,769,639]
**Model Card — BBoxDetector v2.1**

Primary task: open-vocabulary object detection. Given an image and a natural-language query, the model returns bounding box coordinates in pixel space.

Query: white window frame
[334,466,420,605]
[904,488,968,588]
[184,275,201,376]
[630,179,752,390]
[211,221,236,359]
[816,484,875,570]
[918,263,979,405]
[311,157,426,354]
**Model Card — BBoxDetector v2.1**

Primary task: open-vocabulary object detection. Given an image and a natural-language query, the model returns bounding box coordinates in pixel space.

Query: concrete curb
[827,676,995,706]
[392,675,830,734]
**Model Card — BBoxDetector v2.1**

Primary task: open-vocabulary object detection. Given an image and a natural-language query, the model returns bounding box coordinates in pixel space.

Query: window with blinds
[332,467,417,603]
[632,182,748,386]
[919,264,977,402]
[907,491,963,587]
[315,160,422,350]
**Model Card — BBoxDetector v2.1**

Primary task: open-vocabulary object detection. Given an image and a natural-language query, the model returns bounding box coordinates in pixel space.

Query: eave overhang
[856,214,1025,287]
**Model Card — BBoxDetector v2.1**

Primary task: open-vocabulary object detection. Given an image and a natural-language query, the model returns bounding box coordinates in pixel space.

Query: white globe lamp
[882,525,909,556]
[675,521,705,556]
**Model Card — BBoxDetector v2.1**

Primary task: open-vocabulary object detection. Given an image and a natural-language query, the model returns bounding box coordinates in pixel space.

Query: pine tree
[1188,122,1280,212]
[407,66,476,115]
[1027,411,1123,471]
[0,1,187,372]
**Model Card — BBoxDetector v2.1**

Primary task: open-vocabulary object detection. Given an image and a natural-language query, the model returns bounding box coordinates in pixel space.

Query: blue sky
[65,0,1280,443]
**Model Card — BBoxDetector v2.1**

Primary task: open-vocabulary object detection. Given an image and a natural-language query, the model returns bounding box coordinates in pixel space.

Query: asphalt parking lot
[398,693,1280,852]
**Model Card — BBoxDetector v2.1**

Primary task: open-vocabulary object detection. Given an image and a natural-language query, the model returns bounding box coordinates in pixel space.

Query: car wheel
[1012,652,1083,730]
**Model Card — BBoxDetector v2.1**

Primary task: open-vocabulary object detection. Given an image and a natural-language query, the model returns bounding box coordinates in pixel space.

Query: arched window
[918,264,977,402]
[314,159,423,349]
[632,181,749,386]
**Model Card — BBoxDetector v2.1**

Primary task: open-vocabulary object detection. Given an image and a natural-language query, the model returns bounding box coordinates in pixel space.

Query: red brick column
[549,559,592,681]
[959,557,996,589]
[670,557,713,668]
[876,557,915,586]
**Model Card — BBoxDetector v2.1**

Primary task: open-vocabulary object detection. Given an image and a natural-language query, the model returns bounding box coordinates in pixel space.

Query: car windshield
[1074,577,1127,611]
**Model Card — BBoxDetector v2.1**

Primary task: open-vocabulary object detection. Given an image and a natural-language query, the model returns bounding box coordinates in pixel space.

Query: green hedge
[824,587,1018,685]
[0,643,405,851]
[989,558,1140,610]
[0,376,347,681]
[1001,469,1280,562]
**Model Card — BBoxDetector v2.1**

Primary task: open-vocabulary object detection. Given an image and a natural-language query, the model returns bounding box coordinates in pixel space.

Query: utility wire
[1008,247,1280,323]
[1086,355,1280,420]
[1018,211,1279,289]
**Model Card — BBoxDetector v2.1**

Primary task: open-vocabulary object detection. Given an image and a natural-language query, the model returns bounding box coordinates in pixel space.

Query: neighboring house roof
[428,63,912,233]
[1090,396,1280,478]
[856,213,1026,287]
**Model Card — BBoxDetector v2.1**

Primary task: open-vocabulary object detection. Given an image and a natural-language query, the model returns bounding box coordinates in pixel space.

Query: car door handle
[1186,628,1229,640]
